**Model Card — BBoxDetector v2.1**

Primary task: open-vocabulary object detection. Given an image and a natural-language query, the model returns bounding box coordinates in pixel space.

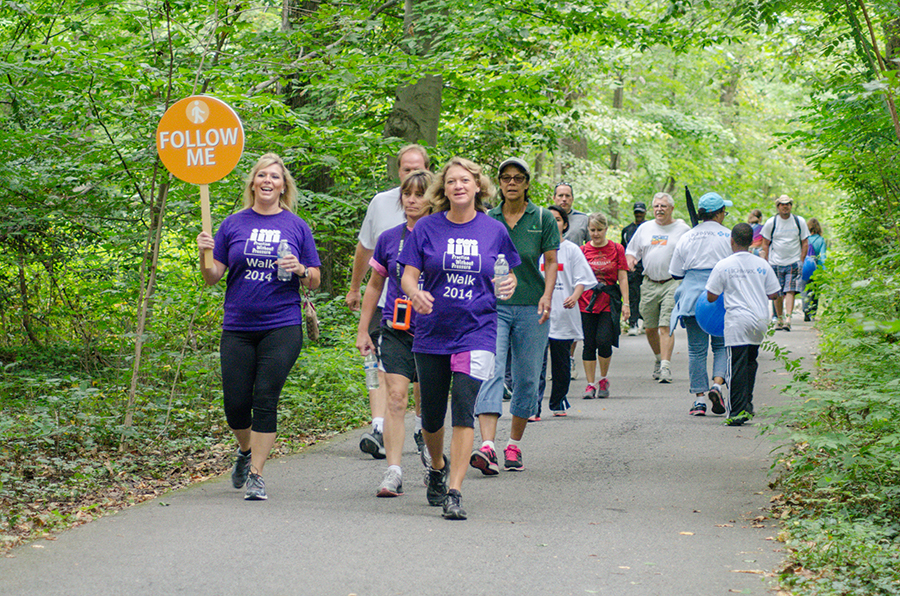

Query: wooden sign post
[156,96,244,267]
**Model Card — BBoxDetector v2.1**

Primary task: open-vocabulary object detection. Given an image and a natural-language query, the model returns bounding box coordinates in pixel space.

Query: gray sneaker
[442,489,467,520]
[413,430,425,455]
[658,363,672,384]
[426,456,450,506]
[231,449,252,488]
[244,473,267,501]
[360,430,386,459]
[376,467,404,497]
[652,360,661,380]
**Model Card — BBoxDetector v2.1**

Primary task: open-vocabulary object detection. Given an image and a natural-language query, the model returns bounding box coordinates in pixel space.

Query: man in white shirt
[625,192,690,383]
[706,223,781,426]
[345,144,429,458]
[759,195,809,331]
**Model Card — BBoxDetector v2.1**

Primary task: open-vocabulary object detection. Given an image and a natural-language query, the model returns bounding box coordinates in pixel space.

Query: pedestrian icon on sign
[187,100,210,124]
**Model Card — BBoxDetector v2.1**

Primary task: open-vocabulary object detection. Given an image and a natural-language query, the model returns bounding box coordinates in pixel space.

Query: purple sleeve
[399,226,424,271]
[297,219,321,268]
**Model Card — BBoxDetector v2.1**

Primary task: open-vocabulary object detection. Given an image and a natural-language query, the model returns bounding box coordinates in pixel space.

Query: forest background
[2,0,900,592]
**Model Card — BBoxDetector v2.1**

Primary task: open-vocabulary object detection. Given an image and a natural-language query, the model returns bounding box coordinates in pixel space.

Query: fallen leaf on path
[679,532,694,535]
[731,569,764,574]
[716,524,734,527]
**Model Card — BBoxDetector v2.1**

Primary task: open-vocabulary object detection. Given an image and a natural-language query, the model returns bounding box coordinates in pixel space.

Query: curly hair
[427,157,495,214]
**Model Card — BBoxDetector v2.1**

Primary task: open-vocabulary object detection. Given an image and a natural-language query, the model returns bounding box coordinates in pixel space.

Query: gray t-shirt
[564,209,590,247]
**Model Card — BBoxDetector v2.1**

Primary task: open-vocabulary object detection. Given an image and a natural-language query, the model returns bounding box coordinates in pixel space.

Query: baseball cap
[633,202,647,213]
[497,157,531,179]
[697,192,733,213]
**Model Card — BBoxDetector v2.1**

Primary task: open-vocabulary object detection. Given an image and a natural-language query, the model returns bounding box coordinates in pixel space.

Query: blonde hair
[427,157,495,213]
[397,144,430,169]
[242,153,298,212]
[588,212,609,229]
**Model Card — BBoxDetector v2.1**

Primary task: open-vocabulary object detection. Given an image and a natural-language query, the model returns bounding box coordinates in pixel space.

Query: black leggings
[414,353,482,432]
[220,325,302,433]
[581,311,615,360]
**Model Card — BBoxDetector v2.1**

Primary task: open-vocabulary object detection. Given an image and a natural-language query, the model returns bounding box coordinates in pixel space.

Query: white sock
[655,354,662,362]
[373,417,384,433]
[507,438,521,449]
[482,440,495,452]
[414,416,423,432]
[388,464,402,476]
[660,359,671,368]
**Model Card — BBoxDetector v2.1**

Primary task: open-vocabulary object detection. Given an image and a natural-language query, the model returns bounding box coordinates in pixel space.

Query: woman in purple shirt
[400,157,519,520]
[355,170,434,498]
[197,153,321,501]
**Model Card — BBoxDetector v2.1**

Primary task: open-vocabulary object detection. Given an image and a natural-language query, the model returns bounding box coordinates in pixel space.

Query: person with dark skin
[621,202,647,335]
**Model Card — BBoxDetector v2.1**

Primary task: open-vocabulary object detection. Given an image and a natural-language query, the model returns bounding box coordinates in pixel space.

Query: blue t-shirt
[213,209,321,331]
[370,223,422,334]
[399,211,520,355]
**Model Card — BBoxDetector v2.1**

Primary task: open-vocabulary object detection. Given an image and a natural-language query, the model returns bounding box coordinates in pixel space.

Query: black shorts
[378,325,417,381]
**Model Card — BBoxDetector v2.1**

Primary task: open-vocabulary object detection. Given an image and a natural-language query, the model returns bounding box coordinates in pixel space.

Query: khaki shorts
[639,278,680,329]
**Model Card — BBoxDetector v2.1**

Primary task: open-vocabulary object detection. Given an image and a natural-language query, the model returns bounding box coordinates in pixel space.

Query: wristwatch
[298,267,309,279]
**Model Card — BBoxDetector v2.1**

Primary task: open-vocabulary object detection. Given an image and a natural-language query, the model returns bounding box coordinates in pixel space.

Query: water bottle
[363,352,380,390]
[277,239,291,281]
[494,253,509,299]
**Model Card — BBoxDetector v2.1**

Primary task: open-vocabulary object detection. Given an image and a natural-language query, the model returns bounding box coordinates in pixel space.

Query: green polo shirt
[488,201,560,306]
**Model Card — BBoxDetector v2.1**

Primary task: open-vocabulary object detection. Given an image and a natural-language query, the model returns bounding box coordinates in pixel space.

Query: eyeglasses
[499,174,527,184]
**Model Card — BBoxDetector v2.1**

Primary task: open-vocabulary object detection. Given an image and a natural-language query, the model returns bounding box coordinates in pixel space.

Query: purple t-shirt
[371,223,422,334]
[399,211,521,355]
[213,209,321,332]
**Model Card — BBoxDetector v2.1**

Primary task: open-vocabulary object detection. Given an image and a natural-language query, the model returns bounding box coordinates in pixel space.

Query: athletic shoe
[359,430,386,459]
[570,356,578,380]
[708,387,725,415]
[596,378,610,398]
[583,384,597,399]
[244,473,267,501]
[658,363,672,384]
[419,443,433,470]
[504,444,524,471]
[689,401,707,416]
[652,360,661,380]
[552,411,567,417]
[627,325,640,336]
[426,457,450,506]
[527,415,541,422]
[413,430,425,455]
[782,322,791,332]
[442,489,467,520]
[376,467,404,497]
[725,411,753,427]
[469,445,500,476]
[503,383,512,401]
[231,449,252,489]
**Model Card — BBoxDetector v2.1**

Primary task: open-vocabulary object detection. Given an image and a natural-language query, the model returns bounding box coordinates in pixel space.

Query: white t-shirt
[540,240,597,340]
[669,221,732,276]
[625,219,690,281]
[760,214,809,266]
[357,186,405,307]
[706,251,781,346]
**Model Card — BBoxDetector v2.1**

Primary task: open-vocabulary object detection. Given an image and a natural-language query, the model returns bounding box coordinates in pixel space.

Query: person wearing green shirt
[469,157,560,474]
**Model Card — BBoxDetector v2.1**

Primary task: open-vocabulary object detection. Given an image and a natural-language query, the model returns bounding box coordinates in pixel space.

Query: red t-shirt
[579,241,627,313]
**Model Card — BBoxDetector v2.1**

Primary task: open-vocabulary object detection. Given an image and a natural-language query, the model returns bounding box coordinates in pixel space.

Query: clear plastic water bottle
[494,253,509,299]
[363,352,379,389]
[277,239,291,282]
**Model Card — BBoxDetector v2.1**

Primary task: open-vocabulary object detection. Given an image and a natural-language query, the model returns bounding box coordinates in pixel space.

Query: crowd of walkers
[196,147,825,520]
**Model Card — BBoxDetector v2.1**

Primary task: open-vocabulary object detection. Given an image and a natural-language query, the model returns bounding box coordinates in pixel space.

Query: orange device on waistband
[392,298,412,330]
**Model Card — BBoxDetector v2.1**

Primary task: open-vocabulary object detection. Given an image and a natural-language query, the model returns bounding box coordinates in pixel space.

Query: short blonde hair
[427,157,495,214]
[398,144,430,169]
[588,212,608,229]
[243,153,298,212]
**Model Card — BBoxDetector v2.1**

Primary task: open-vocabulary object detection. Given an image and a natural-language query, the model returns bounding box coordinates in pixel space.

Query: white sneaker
[658,363,672,384]
[652,360,661,380]
[570,356,578,380]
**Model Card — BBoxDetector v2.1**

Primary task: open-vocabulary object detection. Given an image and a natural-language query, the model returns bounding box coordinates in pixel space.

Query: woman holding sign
[197,153,321,501]
[355,169,434,498]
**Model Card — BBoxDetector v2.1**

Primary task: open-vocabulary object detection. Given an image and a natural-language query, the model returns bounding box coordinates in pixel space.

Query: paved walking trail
[1,322,817,596]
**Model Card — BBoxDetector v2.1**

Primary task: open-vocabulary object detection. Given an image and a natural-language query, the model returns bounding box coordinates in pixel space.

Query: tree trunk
[608,77,625,220]
[383,0,442,178]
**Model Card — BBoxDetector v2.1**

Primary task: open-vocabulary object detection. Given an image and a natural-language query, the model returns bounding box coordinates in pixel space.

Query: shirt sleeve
[297,219,322,268]
[625,226,642,260]
[668,237,687,277]
[399,226,424,271]
[760,218,774,242]
[571,244,598,289]
[764,264,781,295]
[357,196,379,249]
[616,243,628,272]
[706,263,725,296]
[540,207,561,254]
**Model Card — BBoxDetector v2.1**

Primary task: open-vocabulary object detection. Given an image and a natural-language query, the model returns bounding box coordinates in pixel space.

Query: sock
[388,464,402,476]
[239,448,251,456]
[655,354,662,362]
[373,417,384,433]
[482,440,495,452]
[414,416,423,432]
[711,383,723,393]
[507,438,521,449]
[661,359,671,368]
[600,375,608,381]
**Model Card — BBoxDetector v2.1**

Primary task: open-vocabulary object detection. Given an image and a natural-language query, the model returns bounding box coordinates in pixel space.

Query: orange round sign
[156,95,244,185]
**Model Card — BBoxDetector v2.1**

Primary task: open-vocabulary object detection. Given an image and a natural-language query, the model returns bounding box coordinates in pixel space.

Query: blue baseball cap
[697,192,733,213]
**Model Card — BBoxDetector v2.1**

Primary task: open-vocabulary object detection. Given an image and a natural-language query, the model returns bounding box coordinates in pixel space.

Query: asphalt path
[1,321,817,596]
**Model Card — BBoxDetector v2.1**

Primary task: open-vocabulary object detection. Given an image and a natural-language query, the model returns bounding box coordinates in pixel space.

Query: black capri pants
[220,325,302,433]
[581,311,615,360]
[414,352,483,432]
